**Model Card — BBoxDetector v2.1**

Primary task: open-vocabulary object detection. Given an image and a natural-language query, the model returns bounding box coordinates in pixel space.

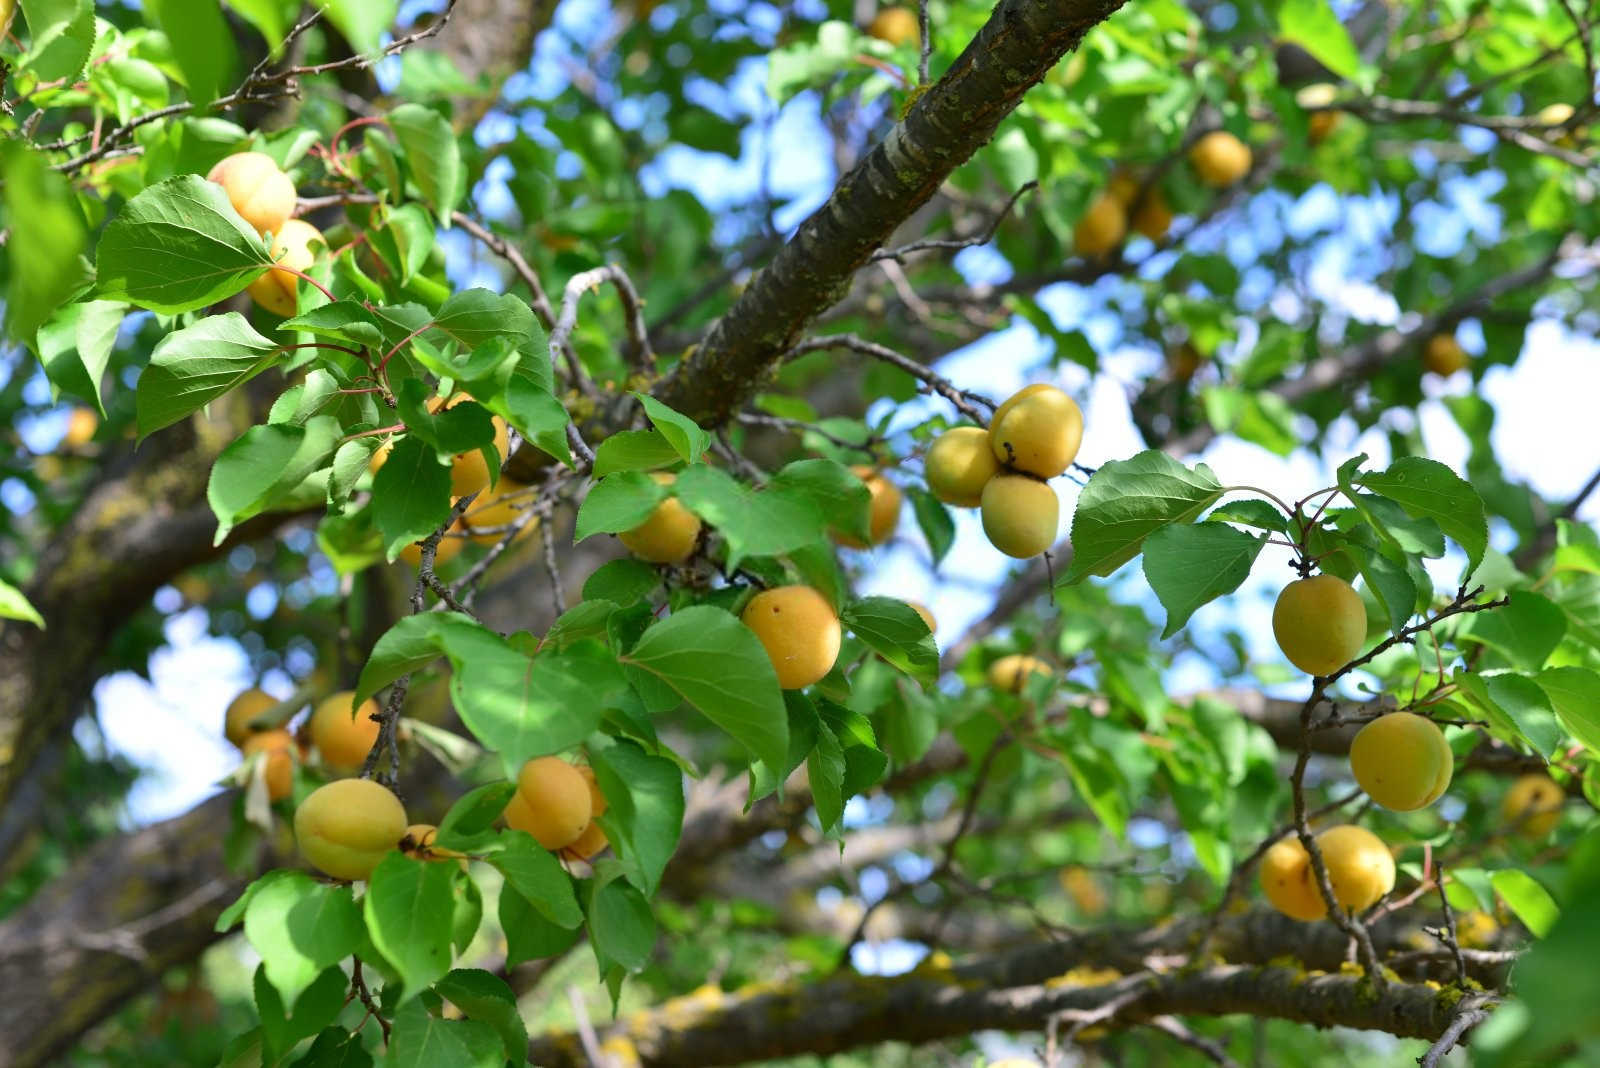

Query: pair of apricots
[206,151,322,318]
[1073,131,1252,259]
[227,688,385,802]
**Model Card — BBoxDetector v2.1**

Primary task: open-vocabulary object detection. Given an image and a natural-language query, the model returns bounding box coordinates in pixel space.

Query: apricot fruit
[1501,774,1564,837]
[988,384,1083,478]
[503,756,592,850]
[1106,170,1139,207]
[1073,193,1126,258]
[980,474,1059,559]
[1260,837,1326,921]
[1272,574,1366,676]
[309,691,382,772]
[987,653,1050,693]
[1188,130,1253,187]
[439,394,511,498]
[225,687,279,747]
[866,6,918,46]
[1349,712,1453,811]
[1130,189,1173,241]
[1423,334,1468,376]
[61,407,98,449]
[294,778,408,881]
[740,585,842,690]
[907,601,936,634]
[561,766,610,861]
[924,426,1000,507]
[240,728,296,801]
[247,219,322,318]
[206,151,296,236]
[463,479,536,544]
[401,823,438,855]
[1261,825,1394,920]
[619,472,702,563]
[1308,110,1340,145]
[833,466,901,548]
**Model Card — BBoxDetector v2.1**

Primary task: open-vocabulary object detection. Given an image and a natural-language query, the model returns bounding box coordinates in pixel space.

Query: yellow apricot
[1167,342,1201,382]
[1105,170,1139,207]
[1318,824,1396,911]
[240,729,296,801]
[247,219,322,318]
[987,653,1050,693]
[1423,334,1468,376]
[906,601,936,635]
[1272,574,1366,676]
[61,407,98,449]
[1538,103,1574,127]
[1456,910,1498,948]
[619,472,702,563]
[988,384,1083,479]
[980,474,1059,559]
[463,479,536,544]
[1260,837,1325,921]
[866,6,918,46]
[1130,189,1173,241]
[924,426,1000,507]
[1058,866,1107,916]
[833,466,901,548]
[401,823,438,855]
[1073,193,1126,258]
[1501,774,1564,837]
[1188,130,1253,188]
[294,778,408,881]
[440,394,512,498]
[309,691,382,772]
[561,766,611,862]
[504,756,592,850]
[225,687,279,747]
[1349,712,1453,811]
[398,519,468,568]
[740,585,842,690]
[206,151,296,236]
[1308,110,1341,145]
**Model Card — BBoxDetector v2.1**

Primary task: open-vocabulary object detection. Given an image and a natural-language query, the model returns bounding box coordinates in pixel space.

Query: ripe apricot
[907,601,936,634]
[247,219,322,318]
[463,479,536,544]
[439,394,511,498]
[309,691,382,772]
[1423,334,1468,376]
[1260,837,1325,921]
[1272,574,1366,676]
[1188,130,1253,187]
[1501,774,1564,837]
[833,466,901,548]
[206,151,296,235]
[924,426,1000,507]
[1349,712,1453,811]
[980,474,1059,558]
[1105,170,1139,207]
[61,407,98,449]
[866,6,918,46]
[401,823,438,855]
[225,687,279,747]
[504,756,592,850]
[740,585,842,690]
[294,778,408,881]
[240,728,296,801]
[988,384,1083,479]
[1073,193,1126,258]
[561,766,610,862]
[987,653,1050,693]
[1130,189,1172,241]
[619,472,702,563]
[1308,110,1340,145]
[1318,824,1396,911]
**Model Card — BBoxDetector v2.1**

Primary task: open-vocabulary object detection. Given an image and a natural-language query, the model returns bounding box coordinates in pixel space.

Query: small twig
[785,333,992,422]
[351,958,392,1042]
[451,212,558,329]
[1435,865,1469,986]
[871,180,1037,263]
[1418,997,1495,1068]
[736,412,878,455]
[1145,1015,1242,1068]
[539,505,569,616]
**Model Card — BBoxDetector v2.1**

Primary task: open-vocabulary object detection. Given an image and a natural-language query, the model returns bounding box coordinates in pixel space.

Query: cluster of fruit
[1073,130,1253,259]
[206,151,322,317]
[225,687,388,802]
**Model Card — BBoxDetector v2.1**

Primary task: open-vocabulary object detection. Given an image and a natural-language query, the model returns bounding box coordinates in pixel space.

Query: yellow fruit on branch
[206,151,296,235]
[247,219,323,318]
[503,756,593,850]
[1307,110,1341,145]
[1130,189,1173,241]
[834,466,902,548]
[866,6,918,47]
[1423,334,1468,377]
[1188,130,1253,188]
[619,472,703,563]
[1272,574,1366,676]
[294,778,408,881]
[61,407,99,449]
[463,479,536,544]
[1501,774,1564,837]
[987,653,1050,693]
[924,426,1000,507]
[1073,192,1127,258]
[240,728,296,801]
[740,585,842,690]
[1106,170,1140,207]
[980,473,1059,559]
[1349,712,1453,811]
[225,687,280,747]
[1260,837,1325,921]
[1260,825,1395,920]
[309,691,382,772]
[561,766,611,861]
[989,384,1083,479]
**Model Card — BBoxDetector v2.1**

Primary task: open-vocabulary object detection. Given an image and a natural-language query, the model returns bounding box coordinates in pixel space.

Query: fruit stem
[272,264,338,305]
[1224,484,1297,520]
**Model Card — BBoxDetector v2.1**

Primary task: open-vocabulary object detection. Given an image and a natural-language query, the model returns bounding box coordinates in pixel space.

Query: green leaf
[397,380,495,456]
[592,429,683,476]
[432,970,528,1066]
[432,288,542,354]
[1276,0,1361,81]
[588,875,656,973]
[1460,592,1566,673]
[147,0,237,107]
[807,714,848,833]
[909,487,956,567]
[256,965,346,1064]
[1535,667,1600,755]
[389,103,465,218]
[589,741,685,896]
[487,831,583,927]
[208,416,341,542]
[291,1026,374,1067]
[372,436,453,560]
[95,175,273,313]
[494,368,572,466]
[0,579,44,629]
[435,782,517,850]
[621,606,788,772]
[1206,499,1286,533]
[574,471,666,542]
[1064,451,1224,582]
[1492,869,1559,938]
[632,393,712,463]
[1483,673,1564,757]
[319,0,398,53]
[841,597,938,680]
[1359,457,1487,579]
[364,852,456,1003]
[1141,523,1267,638]
[769,459,872,545]
[1,143,88,344]
[355,612,477,706]
[673,464,827,568]
[135,313,281,439]
[498,886,581,967]
[226,0,291,52]
[243,872,363,1005]
[383,999,502,1068]
[1354,543,1417,635]
[282,301,386,349]
[36,300,122,414]
[19,0,96,83]
[582,558,661,606]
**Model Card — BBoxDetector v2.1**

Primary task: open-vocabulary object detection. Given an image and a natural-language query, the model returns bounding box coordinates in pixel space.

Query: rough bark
[653,0,1127,424]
